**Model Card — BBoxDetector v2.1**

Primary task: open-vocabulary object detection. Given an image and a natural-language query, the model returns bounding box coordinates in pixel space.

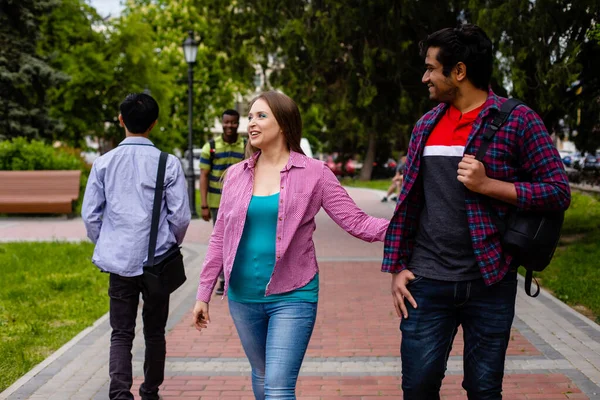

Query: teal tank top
[228,192,318,303]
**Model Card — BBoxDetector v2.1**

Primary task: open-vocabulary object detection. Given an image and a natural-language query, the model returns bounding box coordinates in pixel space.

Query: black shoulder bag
[142,152,187,296]
[476,98,564,298]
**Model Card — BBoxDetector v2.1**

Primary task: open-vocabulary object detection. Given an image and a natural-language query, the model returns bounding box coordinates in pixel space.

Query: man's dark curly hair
[419,24,493,90]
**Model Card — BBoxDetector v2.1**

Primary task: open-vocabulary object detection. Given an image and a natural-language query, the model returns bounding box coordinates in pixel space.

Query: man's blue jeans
[228,299,317,400]
[400,271,518,400]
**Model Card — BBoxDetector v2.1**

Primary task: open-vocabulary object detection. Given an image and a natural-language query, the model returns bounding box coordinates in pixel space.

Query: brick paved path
[1,187,599,399]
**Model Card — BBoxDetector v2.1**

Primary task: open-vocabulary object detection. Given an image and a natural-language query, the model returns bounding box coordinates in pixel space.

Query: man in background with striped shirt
[199,109,246,294]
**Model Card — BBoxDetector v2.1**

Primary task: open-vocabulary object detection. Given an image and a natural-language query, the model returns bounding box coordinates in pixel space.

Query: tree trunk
[359,130,376,181]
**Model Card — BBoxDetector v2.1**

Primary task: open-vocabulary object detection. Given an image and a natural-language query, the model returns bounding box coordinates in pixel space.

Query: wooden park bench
[0,170,82,214]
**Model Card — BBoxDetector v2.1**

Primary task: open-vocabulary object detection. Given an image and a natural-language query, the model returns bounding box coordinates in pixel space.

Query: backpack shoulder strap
[475,98,524,161]
[208,138,216,169]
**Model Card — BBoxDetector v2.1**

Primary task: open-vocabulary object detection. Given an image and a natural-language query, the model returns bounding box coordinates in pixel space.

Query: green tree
[125,0,257,149]
[96,12,175,151]
[226,0,600,175]
[11,0,597,166]
[224,0,466,179]
[39,0,108,146]
[569,30,600,153]
[40,0,175,151]
[468,0,599,149]
[0,0,66,140]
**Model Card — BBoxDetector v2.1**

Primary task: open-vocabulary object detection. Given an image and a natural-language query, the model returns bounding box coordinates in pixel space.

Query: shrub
[0,137,87,171]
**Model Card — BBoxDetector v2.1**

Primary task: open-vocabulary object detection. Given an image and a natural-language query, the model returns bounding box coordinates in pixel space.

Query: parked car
[300,138,314,158]
[181,148,202,177]
[569,152,584,169]
[371,158,398,179]
[325,155,362,177]
[559,150,574,167]
[583,154,598,171]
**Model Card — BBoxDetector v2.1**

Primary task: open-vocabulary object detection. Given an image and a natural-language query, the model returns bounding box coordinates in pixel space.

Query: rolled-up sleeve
[196,171,230,302]
[165,156,191,244]
[514,109,571,212]
[82,162,105,244]
[196,212,224,302]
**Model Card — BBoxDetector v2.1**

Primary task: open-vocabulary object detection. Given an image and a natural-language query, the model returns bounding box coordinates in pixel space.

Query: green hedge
[0,138,85,171]
[0,137,90,214]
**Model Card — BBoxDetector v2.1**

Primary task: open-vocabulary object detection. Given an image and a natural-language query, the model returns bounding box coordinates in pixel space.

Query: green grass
[340,178,391,192]
[345,179,600,322]
[537,191,600,323]
[0,241,108,392]
[559,191,600,236]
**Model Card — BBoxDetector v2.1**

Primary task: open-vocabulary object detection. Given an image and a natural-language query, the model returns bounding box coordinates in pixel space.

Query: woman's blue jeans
[399,271,518,400]
[228,299,317,400]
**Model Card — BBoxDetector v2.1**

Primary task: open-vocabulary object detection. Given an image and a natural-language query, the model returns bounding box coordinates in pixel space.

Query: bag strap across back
[147,151,168,266]
[208,138,216,168]
[475,98,524,234]
[475,98,523,161]
[474,98,541,297]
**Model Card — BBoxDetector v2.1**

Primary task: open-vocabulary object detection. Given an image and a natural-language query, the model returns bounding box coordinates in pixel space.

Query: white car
[180,148,202,177]
[300,138,314,158]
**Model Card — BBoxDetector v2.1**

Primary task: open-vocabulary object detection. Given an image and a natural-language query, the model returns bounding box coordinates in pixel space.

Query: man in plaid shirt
[382,25,570,399]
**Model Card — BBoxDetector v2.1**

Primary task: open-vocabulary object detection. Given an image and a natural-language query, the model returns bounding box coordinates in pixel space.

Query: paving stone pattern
[1,188,599,399]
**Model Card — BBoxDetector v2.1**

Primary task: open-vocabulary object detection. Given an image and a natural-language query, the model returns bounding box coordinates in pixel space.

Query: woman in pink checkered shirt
[192,91,389,399]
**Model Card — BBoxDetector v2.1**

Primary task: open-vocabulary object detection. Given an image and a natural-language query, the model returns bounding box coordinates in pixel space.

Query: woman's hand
[192,301,210,331]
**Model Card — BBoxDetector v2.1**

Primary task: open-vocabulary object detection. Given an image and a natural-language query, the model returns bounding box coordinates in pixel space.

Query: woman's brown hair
[245,90,305,158]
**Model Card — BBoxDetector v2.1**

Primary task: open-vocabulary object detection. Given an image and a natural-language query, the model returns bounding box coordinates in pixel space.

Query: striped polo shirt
[199,135,246,208]
[408,103,485,281]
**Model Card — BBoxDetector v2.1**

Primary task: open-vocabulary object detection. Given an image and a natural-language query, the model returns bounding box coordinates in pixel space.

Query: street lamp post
[182,30,199,218]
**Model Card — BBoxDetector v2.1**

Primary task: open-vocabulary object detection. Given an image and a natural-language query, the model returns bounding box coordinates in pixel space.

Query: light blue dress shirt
[82,136,191,277]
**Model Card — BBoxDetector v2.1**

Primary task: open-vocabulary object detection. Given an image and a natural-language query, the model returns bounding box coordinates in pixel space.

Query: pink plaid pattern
[382,89,571,285]
[197,151,389,302]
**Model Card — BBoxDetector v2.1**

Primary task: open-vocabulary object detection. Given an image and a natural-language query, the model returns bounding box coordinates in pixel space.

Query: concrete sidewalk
[1,187,599,399]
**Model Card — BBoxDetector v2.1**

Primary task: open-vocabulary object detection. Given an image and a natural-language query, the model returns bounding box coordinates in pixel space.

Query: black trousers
[108,273,170,400]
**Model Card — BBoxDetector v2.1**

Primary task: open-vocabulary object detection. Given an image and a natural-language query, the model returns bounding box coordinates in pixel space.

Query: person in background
[193,90,389,400]
[381,155,407,202]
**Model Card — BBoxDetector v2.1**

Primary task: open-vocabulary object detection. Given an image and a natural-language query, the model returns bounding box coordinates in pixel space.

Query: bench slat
[0,202,74,214]
[0,170,82,214]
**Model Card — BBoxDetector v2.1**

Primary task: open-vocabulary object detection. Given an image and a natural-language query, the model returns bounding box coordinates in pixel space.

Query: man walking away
[82,93,191,400]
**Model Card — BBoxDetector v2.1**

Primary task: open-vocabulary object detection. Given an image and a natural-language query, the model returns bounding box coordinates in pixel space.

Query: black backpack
[476,98,565,297]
